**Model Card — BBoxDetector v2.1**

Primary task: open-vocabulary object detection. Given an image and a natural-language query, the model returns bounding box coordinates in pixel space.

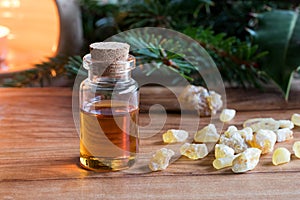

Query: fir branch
[183,27,269,87]
[0,55,79,87]
[64,56,86,78]
[122,0,214,29]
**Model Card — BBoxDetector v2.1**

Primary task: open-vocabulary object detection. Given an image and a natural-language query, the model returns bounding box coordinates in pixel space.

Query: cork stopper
[84,42,135,76]
[90,42,130,63]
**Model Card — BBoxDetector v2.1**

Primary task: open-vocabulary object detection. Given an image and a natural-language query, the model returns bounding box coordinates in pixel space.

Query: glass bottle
[79,47,139,171]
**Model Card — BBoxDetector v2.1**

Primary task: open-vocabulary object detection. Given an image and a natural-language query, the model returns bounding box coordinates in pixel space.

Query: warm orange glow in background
[0,0,60,74]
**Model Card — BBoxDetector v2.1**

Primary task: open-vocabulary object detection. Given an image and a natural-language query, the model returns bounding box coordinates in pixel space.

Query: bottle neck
[88,68,131,83]
[83,54,135,84]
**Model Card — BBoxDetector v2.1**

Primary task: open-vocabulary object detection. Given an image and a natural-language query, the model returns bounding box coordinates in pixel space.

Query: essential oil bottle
[79,42,139,171]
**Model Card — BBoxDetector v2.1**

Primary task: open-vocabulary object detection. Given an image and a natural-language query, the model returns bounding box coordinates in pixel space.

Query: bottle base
[80,155,136,171]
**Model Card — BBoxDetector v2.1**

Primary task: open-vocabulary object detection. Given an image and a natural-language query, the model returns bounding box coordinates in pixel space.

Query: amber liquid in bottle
[80,100,139,171]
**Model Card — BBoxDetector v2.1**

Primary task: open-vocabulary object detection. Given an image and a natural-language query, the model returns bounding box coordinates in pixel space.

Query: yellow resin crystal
[275,128,293,142]
[215,144,235,159]
[292,141,300,158]
[220,109,236,122]
[291,113,300,126]
[272,147,291,166]
[149,148,175,171]
[243,118,280,132]
[194,124,219,143]
[249,129,276,154]
[232,148,261,173]
[180,143,208,160]
[213,156,236,170]
[162,129,189,143]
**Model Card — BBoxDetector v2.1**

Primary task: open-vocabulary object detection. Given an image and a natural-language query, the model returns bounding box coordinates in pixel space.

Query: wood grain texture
[0,86,300,199]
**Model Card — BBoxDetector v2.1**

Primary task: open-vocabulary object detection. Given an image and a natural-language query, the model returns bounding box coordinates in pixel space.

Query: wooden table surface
[0,85,300,199]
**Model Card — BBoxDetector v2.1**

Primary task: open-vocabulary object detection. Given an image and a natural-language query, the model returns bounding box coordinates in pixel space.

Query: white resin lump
[194,124,219,143]
[249,129,277,154]
[278,120,294,129]
[219,126,248,154]
[180,143,208,160]
[275,128,293,143]
[149,148,175,171]
[162,129,189,143]
[232,148,261,173]
[179,85,223,116]
[220,109,236,122]
[214,144,235,158]
[213,144,236,169]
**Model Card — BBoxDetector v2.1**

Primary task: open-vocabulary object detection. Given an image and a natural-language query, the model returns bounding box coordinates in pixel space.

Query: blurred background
[0,0,299,99]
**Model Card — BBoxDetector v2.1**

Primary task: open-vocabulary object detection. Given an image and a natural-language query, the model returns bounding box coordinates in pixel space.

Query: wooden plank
[0,87,300,199]
[2,173,300,199]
